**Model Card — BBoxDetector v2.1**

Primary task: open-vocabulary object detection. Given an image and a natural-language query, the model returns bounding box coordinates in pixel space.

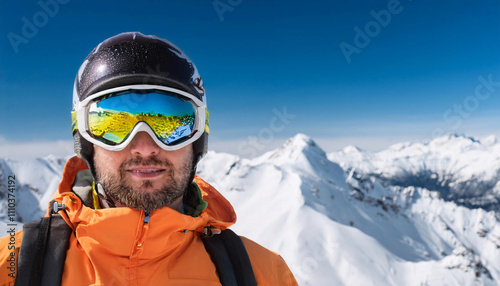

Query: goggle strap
[71,110,78,134]
[204,109,210,134]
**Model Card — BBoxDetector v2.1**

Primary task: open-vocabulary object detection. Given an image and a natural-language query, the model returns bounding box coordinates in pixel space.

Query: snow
[1,133,500,285]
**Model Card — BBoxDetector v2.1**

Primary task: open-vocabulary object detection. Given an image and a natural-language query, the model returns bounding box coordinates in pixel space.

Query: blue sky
[94,92,195,116]
[1,0,500,158]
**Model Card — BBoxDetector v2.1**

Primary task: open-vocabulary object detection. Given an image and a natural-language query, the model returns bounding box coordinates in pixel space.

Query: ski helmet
[72,32,208,176]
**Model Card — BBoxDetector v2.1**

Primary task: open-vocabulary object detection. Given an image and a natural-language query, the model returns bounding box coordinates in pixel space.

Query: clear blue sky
[1,0,500,158]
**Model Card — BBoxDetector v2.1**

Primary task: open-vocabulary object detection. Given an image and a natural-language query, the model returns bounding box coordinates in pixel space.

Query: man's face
[93,131,194,211]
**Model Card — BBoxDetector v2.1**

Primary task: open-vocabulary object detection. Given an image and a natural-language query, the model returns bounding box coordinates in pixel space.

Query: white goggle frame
[73,84,207,151]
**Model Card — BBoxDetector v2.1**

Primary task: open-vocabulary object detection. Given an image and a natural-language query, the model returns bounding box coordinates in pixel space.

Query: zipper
[130,210,151,283]
[136,210,150,247]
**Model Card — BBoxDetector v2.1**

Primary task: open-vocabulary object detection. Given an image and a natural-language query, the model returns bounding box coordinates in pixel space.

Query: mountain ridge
[329,133,500,215]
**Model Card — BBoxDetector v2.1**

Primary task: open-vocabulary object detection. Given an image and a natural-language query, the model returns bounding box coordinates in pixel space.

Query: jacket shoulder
[0,229,23,285]
[240,236,298,286]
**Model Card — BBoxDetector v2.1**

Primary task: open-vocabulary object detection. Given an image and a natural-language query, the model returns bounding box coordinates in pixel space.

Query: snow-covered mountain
[0,155,68,223]
[1,134,500,285]
[328,134,500,215]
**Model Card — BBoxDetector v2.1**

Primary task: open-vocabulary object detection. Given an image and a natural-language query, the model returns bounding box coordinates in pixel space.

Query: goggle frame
[73,84,208,151]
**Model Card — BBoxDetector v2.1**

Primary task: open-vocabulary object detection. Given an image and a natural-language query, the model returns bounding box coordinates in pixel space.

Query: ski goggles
[72,85,208,151]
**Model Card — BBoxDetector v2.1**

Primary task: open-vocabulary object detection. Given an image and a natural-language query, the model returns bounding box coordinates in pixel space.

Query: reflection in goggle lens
[87,91,196,145]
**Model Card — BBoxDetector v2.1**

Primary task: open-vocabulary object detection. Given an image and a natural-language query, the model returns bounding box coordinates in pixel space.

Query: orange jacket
[0,156,297,285]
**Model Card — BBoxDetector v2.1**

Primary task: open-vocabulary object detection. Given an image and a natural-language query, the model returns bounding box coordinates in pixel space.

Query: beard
[95,155,194,211]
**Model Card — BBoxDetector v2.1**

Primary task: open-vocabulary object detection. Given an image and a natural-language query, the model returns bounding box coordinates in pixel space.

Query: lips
[130,169,164,173]
[126,166,166,178]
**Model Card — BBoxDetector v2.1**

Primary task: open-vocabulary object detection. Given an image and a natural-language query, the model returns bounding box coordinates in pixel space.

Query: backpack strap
[202,228,257,286]
[15,201,72,286]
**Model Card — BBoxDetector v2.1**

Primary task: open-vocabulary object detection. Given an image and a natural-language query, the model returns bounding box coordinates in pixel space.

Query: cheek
[94,147,125,173]
[170,147,193,168]
[105,157,121,172]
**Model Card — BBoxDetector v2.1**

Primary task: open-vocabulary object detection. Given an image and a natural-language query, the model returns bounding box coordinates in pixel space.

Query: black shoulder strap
[202,229,257,286]
[15,213,72,286]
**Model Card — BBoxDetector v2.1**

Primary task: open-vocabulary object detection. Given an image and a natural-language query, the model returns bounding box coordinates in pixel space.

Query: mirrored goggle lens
[87,91,196,146]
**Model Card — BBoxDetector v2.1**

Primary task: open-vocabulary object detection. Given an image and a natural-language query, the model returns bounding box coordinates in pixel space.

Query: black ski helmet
[72,32,208,176]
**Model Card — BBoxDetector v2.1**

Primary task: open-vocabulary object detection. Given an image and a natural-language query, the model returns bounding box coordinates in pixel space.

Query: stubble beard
[95,155,193,212]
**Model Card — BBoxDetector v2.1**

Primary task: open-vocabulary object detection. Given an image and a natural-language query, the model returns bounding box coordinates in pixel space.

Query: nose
[129,132,160,157]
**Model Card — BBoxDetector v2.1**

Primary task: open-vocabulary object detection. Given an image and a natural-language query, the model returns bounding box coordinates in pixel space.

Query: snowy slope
[328,134,500,214]
[198,134,500,285]
[1,134,499,285]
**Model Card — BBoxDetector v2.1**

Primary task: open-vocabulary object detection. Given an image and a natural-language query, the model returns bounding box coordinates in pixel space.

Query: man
[0,32,297,285]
